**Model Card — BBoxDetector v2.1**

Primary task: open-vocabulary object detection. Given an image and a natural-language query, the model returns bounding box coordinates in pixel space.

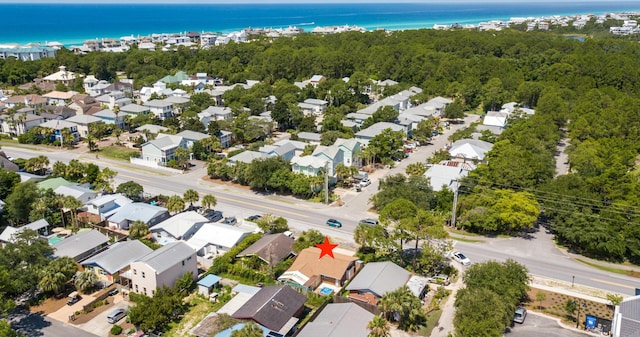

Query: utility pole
[324,161,329,204]
[451,180,459,228]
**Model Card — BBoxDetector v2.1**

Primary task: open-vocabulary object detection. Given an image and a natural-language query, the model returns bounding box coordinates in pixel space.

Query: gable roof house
[38,119,79,143]
[43,66,76,86]
[42,90,75,106]
[231,285,307,335]
[187,222,253,260]
[345,261,428,306]
[296,131,322,144]
[120,103,150,116]
[278,247,360,292]
[129,241,197,297]
[3,94,47,110]
[68,94,101,115]
[143,99,174,120]
[93,109,126,128]
[52,229,109,261]
[448,138,494,161]
[236,233,295,266]
[42,104,77,119]
[174,130,210,148]
[0,151,19,172]
[298,98,328,116]
[228,150,268,165]
[65,114,102,137]
[81,240,152,287]
[355,122,406,146]
[483,110,509,127]
[95,91,132,110]
[140,135,187,165]
[258,141,297,161]
[198,106,233,125]
[424,161,476,192]
[107,202,170,230]
[150,211,209,245]
[82,193,134,222]
[0,219,51,245]
[54,184,97,204]
[296,302,375,337]
[0,112,47,136]
[291,155,330,178]
[424,96,453,116]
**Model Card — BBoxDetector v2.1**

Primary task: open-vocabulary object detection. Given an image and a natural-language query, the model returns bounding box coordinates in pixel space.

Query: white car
[451,251,471,266]
[360,178,371,187]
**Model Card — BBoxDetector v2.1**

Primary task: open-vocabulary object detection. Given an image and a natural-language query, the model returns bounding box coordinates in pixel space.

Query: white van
[107,308,126,324]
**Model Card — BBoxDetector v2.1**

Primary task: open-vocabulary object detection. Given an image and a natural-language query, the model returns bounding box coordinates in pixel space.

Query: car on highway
[326,219,342,228]
[451,251,471,266]
[513,307,527,324]
[360,178,371,187]
[247,214,262,221]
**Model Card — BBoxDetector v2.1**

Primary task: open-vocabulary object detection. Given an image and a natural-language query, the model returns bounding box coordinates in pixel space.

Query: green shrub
[110,324,122,335]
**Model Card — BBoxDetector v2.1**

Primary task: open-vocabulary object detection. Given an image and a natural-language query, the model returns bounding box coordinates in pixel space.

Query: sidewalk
[429,264,464,337]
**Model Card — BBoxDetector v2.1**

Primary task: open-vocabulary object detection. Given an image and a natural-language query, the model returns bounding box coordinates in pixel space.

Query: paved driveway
[9,308,99,337]
[77,298,131,336]
[506,312,590,337]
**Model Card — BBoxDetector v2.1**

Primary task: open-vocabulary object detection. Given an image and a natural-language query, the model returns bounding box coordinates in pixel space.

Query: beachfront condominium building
[0,45,57,61]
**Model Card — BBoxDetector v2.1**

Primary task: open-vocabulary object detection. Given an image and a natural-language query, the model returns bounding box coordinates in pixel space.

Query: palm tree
[129,220,149,239]
[166,195,185,214]
[367,316,391,337]
[183,189,199,208]
[62,196,83,228]
[74,270,97,293]
[230,323,263,337]
[378,286,426,332]
[405,162,426,177]
[335,163,350,187]
[201,194,217,210]
[38,268,67,294]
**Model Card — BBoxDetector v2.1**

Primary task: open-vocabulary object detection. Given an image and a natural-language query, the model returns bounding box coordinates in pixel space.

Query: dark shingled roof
[231,285,306,331]
[236,233,294,265]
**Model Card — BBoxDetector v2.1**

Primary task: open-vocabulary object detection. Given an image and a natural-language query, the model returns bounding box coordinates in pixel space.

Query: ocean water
[0,1,639,46]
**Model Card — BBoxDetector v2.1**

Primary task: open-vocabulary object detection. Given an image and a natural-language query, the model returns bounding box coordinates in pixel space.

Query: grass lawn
[576,258,640,278]
[164,293,222,337]
[97,145,140,161]
[420,308,443,336]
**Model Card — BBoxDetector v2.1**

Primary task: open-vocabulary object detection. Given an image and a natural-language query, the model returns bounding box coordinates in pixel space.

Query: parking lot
[506,312,592,337]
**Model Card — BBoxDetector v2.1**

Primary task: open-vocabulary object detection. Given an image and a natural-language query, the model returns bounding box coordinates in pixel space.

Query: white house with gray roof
[424,161,476,192]
[150,211,209,245]
[296,303,374,337]
[198,106,233,125]
[140,134,186,165]
[0,219,50,245]
[120,103,149,116]
[107,202,169,230]
[228,150,268,165]
[449,139,493,161]
[52,229,109,262]
[82,240,152,287]
[346,261,411,305]
[296,132,322,144]
[66,114,102,137]
[187,222,252,262]
[54,184,97,204]
[143,99,174,120]
[612,294,640,337]
[129,241,197,297]
[85,193,133,221]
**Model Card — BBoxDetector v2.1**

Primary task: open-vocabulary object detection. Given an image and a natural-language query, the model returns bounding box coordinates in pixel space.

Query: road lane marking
[196,189,310,218]
[118,174,151,183]
[589,277,636,290]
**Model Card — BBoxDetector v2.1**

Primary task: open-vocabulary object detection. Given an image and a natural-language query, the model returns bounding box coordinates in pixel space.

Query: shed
[197,274,221,296]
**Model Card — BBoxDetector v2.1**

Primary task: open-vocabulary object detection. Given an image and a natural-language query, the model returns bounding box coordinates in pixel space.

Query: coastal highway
[3,144,639,296]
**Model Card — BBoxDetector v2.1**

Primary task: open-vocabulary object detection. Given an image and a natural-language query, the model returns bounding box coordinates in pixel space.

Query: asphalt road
[9,308,99,337]
[506,312,591,337]
[3,113,640,295]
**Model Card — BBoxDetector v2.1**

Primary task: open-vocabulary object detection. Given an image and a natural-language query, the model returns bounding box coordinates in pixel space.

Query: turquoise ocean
[1,1,639,46]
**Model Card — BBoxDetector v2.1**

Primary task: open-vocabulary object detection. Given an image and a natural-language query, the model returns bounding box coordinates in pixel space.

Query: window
[142,272,145,278]
[182,261,185,266]
[133,269,137,275]
[135,284,138,292]
[143,287,147,295]
[152,290,155,296]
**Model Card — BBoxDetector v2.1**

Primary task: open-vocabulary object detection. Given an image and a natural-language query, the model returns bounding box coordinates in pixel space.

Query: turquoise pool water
[48,235,63,245]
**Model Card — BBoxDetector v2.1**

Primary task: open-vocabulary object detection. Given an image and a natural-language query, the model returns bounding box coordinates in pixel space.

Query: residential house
[448,139,494,161]
[291,155,330,177]
[298,98,328,116]
[187,222,252,263]
[236,233,295,266]
[52,229,109,261]
[228,151,268,165]
[483,110,509,128]
[258,141,297,161]
[164,96,190,114]
[65,114,102,137]
[219,130,232,149]
[612,294,640,337]
[81,240,152,288]
[37,177,77,191]
[140,135,186,165]
[129,241,197,297]
[150,211,209,245]
[475,124,504,136]
[54,185,97,204]
[424,96,453,116]
[17,80,55,93]
[3,94,47,110]
[346,261,427,306]
[139,82,174,102]
[278,247,360,292]
[0,219,51,245]
[107,202,169,230]
[42,91,75,106]
[309,75,326,88]
[424,161,476,192]
[158,71,189,84]
[198,106,233,127]
[43,66,76,87]
[296,303,375,337]
[38,119,79,143]
[197,274,221,297]
[93,109,126,128]
[355,122,406,146]
[231,285,307,335]
[83,193,133,222]
[297,132,322,144]
[120,103,150,117]
[174,130,210,149]
[68,94,101,115]
[143,99,174,120]
[136,124,169,140]
[0,45,56,61]
[0,151,19,172]
[17,172,48,183]
[42,105,76,119]
[96,91,132,110]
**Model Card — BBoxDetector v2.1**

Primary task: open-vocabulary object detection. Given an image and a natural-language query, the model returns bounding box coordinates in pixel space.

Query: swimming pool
[319,287,333,296]
[48,235,64,245]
